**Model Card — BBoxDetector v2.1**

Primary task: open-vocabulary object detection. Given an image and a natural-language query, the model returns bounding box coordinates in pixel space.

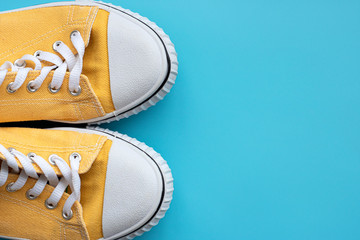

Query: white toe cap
[107,10,169,112]
[102,137,164,238]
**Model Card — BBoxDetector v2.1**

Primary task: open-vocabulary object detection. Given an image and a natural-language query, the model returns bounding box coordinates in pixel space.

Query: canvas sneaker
[0,0,178,124]
[0,127,173,240]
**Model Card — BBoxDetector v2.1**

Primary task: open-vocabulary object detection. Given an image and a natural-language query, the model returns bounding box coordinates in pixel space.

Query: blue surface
[1,0,360,240]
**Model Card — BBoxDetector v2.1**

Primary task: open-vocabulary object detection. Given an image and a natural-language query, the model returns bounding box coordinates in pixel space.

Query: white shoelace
[0,30,85,94]
[0,145,81,220]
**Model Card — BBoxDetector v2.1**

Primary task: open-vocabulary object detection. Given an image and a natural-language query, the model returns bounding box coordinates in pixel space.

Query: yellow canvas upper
[0,175,89,240]
[0,128,113,240]
[0,71,105,122]
[0,5,115,122]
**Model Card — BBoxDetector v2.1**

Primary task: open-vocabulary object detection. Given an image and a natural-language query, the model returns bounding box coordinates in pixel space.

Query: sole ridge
[91,1,178,125]
[88,126,174,240]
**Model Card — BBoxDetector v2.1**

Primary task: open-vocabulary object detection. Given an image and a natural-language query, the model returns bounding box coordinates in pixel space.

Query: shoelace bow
[0,144,81,220]
[0,30,85,95]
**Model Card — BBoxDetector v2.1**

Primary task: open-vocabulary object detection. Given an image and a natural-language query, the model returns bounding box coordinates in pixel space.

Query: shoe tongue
[0,128,107,175]
[0,5,99,64]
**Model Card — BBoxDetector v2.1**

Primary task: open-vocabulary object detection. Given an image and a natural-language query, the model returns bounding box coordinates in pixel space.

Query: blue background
[2,0,360,240]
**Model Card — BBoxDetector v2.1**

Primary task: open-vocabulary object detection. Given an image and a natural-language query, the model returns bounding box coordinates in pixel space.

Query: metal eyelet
[70,30,80,38]
[14,59,26,68]
[48,154,58,165]
[7,147,15,153]
[27,81,38,93]
[69,86,81,96]
[45,199,57,210]
[69,152,81,162]
[6,182,16,192]
[53,41,63,52]
[26,190,37,200]
[27,152,37,163]
[48,83,60,94]
[6,82,16,93]
[34,50,42,58]
[62,210,73,220]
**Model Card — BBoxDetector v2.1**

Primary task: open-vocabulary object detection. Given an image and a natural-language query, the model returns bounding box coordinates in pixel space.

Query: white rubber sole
[91,1,178,125]
[87,127,174,240]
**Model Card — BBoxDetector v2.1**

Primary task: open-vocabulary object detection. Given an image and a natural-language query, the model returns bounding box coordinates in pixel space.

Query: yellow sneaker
[0,0,178,124]
[0,127,174,240]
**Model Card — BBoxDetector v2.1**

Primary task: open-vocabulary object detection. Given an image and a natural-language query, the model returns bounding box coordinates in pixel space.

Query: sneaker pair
[0,0,177,239]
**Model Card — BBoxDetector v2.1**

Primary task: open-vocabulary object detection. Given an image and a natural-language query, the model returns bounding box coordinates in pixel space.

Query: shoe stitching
[0,192,68,223]
[0,190,87,236]
[0,6,97,61]
[0,76,105,118]
[61,222,63,240]
[63,225,87,240]
[0,137,105,150]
